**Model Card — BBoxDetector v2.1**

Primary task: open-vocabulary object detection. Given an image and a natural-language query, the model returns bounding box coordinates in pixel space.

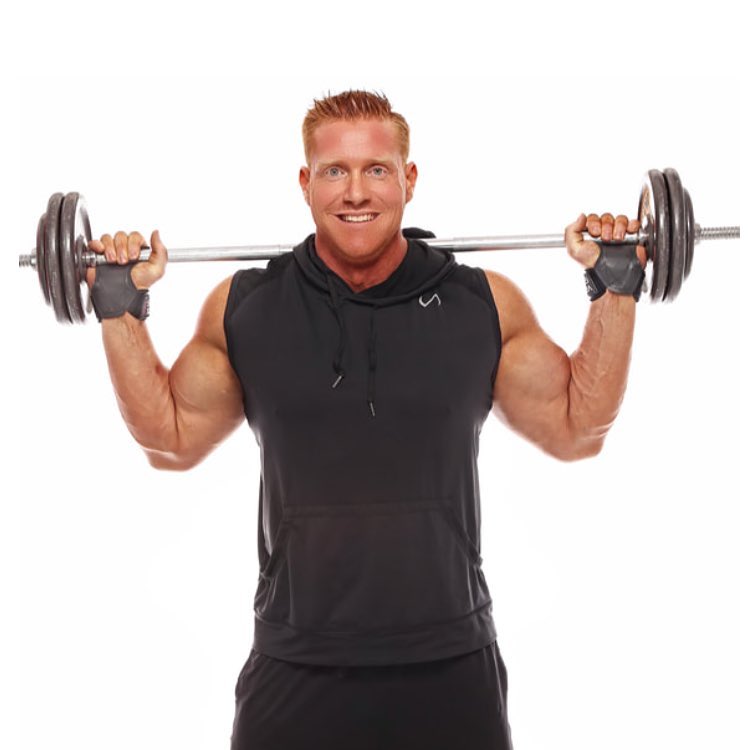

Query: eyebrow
[316,157,398,169]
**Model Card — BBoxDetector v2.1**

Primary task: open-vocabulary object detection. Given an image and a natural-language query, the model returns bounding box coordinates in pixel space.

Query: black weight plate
[36,213,51,305]
[637,176,657,298]
[59,193,85,322]
[59,192,92,323]
[75,197,92,290]
[43,193,72,323]
[684,189,695,279]
[75,195,94,317]
[637,190,656,265]
[635,182,653,299]
[638,170,670,302]
[663,168,686,302]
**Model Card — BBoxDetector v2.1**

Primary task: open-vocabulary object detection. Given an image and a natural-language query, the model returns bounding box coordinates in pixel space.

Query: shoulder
[224,253,296,318]
[481,268,541,346]
[440,259,499,310]
[210,253,296,352]
[228,253,294,305]
[194,275,236,352]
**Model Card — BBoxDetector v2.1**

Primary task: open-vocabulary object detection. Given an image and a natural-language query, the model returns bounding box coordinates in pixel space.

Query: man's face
[299,118,417,267]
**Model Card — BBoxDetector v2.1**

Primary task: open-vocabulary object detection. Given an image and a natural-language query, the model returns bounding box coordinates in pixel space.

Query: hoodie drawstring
[296,232,456,420]
[326,270,380,417]
[326,272,378,417]
[367,305,378,417]
[326,272,347,390]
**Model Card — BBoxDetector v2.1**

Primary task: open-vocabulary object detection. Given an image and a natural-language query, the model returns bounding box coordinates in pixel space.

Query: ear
[299,166,311,205]
[404,161,418,204]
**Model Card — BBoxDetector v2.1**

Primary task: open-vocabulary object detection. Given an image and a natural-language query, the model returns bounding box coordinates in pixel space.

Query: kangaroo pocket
[254,499,491,634]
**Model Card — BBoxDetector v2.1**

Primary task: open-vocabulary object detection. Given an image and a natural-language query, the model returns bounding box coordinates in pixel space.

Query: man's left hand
[565,213,647,269]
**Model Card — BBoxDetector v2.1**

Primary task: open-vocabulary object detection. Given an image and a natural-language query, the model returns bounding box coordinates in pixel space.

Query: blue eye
[370,166,387,177]
[326,166,344,178]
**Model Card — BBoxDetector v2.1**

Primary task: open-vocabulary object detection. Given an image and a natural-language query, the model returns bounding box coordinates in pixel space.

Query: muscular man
[86,90,645,750]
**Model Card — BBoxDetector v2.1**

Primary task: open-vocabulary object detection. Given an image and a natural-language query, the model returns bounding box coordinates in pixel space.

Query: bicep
[484,270,573,454]
[167,277,246,466]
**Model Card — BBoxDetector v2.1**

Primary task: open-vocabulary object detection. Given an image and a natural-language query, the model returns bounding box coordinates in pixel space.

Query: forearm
[565,291,636,457]
[100,315,180,460]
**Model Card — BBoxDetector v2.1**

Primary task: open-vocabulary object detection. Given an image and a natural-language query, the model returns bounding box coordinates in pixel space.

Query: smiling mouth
[336,213,378,224]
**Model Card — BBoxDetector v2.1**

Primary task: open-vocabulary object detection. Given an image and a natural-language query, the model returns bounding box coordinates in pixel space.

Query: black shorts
[230,640,513,749]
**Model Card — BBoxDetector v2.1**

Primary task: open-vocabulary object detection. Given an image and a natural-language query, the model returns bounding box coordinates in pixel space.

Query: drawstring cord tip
[368,401,376,417]
[331,373,343,389]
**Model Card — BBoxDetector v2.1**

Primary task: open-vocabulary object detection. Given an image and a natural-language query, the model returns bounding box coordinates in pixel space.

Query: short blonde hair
[302,89,410,165]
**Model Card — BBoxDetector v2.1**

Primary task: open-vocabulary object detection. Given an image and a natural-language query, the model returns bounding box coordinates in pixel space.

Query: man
[86,90,645,749]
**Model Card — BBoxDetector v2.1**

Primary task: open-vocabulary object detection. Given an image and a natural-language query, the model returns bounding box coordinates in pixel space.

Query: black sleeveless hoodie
[224,230,502,666]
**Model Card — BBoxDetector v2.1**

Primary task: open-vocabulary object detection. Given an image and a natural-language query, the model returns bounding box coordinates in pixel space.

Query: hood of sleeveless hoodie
[291,229,457,418]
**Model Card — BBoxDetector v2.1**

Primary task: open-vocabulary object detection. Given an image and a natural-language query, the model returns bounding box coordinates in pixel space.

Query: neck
[314,233,408,293]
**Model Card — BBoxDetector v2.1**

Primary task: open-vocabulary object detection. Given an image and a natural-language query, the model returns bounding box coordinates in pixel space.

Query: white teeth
[340,214,376,223]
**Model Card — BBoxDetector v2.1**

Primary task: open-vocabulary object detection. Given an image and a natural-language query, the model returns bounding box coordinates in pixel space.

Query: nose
[343,170,368,205]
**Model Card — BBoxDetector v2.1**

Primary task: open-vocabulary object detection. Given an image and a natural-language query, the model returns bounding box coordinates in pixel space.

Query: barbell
[18,168,740,324]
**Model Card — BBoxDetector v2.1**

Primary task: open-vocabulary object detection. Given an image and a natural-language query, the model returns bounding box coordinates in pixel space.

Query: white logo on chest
[419,292,442,308]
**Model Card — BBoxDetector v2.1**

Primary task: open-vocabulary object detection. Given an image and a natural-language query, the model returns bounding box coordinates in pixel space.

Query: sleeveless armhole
[223,265,280,371]
[223,270,245,372]
[473,267,503,388]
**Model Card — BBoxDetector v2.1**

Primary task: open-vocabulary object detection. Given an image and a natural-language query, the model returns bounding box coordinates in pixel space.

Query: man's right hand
[85,230,168,290]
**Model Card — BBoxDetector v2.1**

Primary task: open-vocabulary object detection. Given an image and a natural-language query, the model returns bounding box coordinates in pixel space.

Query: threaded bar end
[697,225,740,242]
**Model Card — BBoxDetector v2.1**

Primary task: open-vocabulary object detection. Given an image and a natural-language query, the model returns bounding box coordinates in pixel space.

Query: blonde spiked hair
[302,89,410,165]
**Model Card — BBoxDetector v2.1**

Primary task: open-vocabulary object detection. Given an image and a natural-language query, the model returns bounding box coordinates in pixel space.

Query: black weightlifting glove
[584,242,646,302]
[90,263,150,321]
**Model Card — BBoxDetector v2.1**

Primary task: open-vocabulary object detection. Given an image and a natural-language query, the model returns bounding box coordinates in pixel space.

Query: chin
[324,225,397,263]
[334,240,384,266]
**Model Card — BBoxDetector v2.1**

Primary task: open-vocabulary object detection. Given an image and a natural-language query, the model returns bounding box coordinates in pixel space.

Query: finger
[114,231,129,264]
[613,214,629,241]
[131,230,168,289]
[627,217,641,234]
[570,212,587,233]
[100,233,116,263]
[586,213,602,238]
[150,229,167,256]
[127,232,146,262]
[600,212,615,241]
[565,213,587,245]
[149,229,169,270]
[566,214,600,268]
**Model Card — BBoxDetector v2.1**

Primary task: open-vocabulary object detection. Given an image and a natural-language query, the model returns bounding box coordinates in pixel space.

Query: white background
[6,5,747,750]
